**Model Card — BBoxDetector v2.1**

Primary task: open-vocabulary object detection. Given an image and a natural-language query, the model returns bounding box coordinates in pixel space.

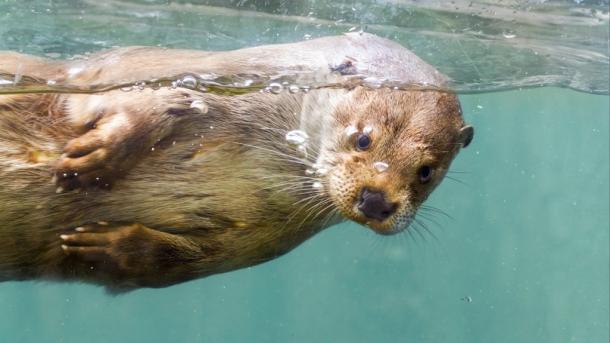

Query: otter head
[316,88,473,235]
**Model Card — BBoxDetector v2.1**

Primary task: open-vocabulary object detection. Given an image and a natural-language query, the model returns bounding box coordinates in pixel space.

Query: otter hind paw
[60,222,147,270]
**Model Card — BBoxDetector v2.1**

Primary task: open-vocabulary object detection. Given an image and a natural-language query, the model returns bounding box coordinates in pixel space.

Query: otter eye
[418,166,433,184]
[356,133,371,151]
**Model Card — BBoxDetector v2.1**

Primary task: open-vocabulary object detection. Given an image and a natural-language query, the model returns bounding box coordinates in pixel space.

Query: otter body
[0,33,473,292]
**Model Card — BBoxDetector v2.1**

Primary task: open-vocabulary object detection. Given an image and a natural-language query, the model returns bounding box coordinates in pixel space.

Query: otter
[0,33,473,292]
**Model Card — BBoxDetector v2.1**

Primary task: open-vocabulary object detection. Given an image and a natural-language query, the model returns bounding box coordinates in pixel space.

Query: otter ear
[458,125,474,148]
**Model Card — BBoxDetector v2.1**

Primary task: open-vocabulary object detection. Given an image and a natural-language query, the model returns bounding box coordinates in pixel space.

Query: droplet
[315,167,328,176]
[190,100,209,114]
[502,31,516,39]
[303,34,312,40]
[373,161,389,173]
[301,86,310,93]
[268,82,283,94]
[136,81,146,90]
[305,169,315,176]
[120,86,133,92]
[181,75,198,89]
[288,85,299,93]
[297,144,308,157]
[312,182,323,189]
[363,126,373,134]
[285,130,309,146]
[344,125,358,137]
[46,80,57,86]
[170,81,178,89]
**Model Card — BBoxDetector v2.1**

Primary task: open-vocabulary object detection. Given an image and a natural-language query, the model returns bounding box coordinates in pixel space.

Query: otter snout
[357,188,397,222]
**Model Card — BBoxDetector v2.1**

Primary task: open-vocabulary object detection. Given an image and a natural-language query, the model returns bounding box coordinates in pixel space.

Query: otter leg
[54,89,199,191]
[59,222,207,290]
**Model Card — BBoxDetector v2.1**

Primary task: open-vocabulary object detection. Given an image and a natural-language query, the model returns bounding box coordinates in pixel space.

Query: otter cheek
[327,168,359,220]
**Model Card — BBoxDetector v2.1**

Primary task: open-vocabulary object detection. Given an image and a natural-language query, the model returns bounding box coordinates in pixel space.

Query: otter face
[319,89,473,235]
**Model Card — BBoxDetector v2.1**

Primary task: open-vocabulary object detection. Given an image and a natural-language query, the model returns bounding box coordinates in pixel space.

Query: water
[0,1,608,342]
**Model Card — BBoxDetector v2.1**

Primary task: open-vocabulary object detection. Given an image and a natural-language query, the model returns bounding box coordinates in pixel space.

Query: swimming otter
[0,33,473,292]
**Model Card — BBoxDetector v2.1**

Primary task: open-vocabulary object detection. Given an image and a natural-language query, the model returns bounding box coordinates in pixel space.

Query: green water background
[0,87,607,343]
[0,0,609,342]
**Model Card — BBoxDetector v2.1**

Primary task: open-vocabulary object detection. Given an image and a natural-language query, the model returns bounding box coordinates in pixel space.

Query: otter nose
[357,188,397,221]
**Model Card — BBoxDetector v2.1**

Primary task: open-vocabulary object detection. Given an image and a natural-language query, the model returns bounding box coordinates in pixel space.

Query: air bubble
[190,100,209,114]
[297,145,308,156]
[268,82,283,94]
[181,75,198,89]
[373,161,389,173]
[288,85,300,93]
[315,167,328,176]
[344,125,358,137]
[303,34,312,40]
[120,86,133,92]
[136,81,146,90]
[285,130,309,146]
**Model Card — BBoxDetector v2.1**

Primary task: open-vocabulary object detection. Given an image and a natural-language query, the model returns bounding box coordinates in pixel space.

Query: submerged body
[0,33,472,292]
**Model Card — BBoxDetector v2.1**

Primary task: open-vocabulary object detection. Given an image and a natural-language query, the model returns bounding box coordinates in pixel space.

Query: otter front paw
[54,120,140,191]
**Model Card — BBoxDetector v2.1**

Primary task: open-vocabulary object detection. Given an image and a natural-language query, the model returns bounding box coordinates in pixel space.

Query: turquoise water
[0,87,607,342]
[1,0,609,342]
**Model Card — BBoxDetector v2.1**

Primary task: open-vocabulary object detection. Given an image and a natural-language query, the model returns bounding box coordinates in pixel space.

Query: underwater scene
[0,1,608,342]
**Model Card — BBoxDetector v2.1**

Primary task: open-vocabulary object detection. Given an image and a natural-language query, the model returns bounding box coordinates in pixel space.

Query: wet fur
[0,33,470,292]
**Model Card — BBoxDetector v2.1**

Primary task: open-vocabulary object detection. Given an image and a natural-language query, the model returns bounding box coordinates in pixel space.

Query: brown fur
[0,33,472,292]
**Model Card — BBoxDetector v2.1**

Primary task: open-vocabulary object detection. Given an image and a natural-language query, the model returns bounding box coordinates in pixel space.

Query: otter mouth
[344,187,412,235]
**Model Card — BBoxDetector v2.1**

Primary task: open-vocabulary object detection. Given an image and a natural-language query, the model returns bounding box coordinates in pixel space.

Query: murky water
[0,1,608,342]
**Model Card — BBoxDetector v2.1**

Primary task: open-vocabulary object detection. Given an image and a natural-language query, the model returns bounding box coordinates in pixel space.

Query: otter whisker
[257,180,315,192]
[260,174,320,181]
[414,212,443,228]
[292,198,335,234]
[420,205,453,220]
[411,223,428,243]
[286,193,327,223]
[413,217,440,243]
[308,201,336,224]
[447,170,469,174]
[290,191,328,207]
[444,175,470,187]
[301,197,333,219]
[320,208,340,229]
[233,142,314,167]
